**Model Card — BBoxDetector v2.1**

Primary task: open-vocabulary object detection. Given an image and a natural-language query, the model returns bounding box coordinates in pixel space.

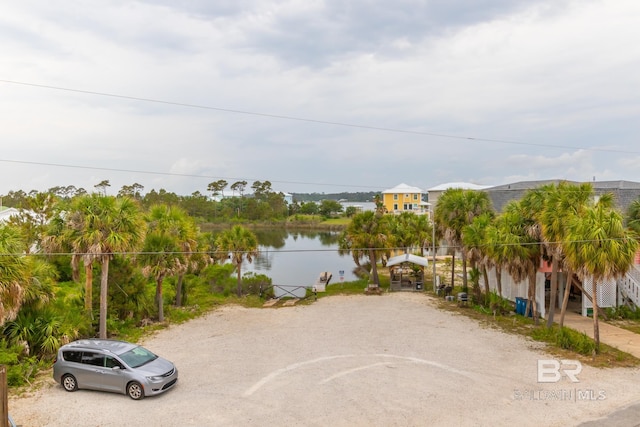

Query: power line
[0,158,379,190]
[2,79,639,155]
[2,238,633,258]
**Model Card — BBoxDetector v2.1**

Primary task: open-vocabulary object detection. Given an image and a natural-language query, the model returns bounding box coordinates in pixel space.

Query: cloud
[1,0,640,197]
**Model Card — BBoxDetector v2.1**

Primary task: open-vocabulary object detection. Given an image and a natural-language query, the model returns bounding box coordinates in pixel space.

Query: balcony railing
[619,265,640,307]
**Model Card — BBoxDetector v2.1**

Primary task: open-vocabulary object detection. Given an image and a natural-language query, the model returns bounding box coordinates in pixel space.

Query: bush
[473,292,513,315]
[606,305,640,320]
[202,264,236,294]
[241,272,273,297]
[0,339,42,387]
[531,326,596,356]
[488,292,514,315]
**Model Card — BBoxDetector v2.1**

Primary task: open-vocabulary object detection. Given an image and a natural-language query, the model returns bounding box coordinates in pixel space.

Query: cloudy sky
[2,0,639,197]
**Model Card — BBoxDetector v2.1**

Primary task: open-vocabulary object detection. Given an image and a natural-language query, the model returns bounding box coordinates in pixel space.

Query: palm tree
[140,204,199,321]
[538,182,593,327]
[462,212,495,305]
[435,189,493,291]
[215,225,259,297]
[339,211,392,287]
[0,223,58,332]
[0,224,32,326]
[62,196,102,313]
[626,198,640,237]
[563,197,638,351]
[140,232,177,321]
[493,200,542,322]
[44,194,133,317]
[412,214,433,257]
[59,194,145,338]
[484,219,511,298]
[178,232,214,305]
[390,212,432,255]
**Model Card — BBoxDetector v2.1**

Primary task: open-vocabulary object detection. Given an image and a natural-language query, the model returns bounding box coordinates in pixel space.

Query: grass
[321,217,351,226]
[284,215,349,229]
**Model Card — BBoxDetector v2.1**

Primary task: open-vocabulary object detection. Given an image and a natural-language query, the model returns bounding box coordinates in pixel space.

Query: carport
[387,253,428,291]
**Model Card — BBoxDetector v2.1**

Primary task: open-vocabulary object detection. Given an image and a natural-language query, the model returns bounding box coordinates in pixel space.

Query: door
[79,352,126,393]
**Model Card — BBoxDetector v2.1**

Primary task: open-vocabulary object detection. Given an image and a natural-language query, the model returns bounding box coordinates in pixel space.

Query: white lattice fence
[581,277,617,316]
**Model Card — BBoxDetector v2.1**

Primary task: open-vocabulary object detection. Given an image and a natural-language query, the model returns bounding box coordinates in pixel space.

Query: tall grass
[531,326,596,356]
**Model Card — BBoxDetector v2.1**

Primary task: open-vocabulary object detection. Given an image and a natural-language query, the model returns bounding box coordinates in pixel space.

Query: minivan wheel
[127,381,144,400]
[62,374,78,392]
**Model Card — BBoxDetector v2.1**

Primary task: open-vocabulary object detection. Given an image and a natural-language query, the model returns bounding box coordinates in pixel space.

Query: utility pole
[429,203,437,292]
[1,365,8,427]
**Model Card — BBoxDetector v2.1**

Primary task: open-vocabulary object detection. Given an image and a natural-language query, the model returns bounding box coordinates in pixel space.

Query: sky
[2,0,640,197]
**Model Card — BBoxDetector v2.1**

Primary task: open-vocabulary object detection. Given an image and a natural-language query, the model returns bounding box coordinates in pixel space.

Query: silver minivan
[53,339,178,400]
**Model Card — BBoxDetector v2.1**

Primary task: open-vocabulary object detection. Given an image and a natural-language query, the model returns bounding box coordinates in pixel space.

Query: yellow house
[381,183,426,214]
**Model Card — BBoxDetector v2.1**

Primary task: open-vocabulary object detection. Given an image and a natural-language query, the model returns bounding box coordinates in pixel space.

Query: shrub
[0,339,43,387]
[531,326,595,356]
[488,292,514,315]
[202,263,235,294]
[606,305,640,320]
[242,272,272,297]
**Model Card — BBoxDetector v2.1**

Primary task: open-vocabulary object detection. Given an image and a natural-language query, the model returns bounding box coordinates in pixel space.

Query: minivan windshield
[119,346,158,368]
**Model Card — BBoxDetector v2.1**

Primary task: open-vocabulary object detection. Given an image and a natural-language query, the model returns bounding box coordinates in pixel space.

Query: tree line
[1,179,349,224]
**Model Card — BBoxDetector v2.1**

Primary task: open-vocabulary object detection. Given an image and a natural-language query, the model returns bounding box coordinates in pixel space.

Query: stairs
[619,265,640,308]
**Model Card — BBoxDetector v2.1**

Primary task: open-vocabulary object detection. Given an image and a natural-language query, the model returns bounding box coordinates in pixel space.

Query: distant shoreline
[200,221,347,232]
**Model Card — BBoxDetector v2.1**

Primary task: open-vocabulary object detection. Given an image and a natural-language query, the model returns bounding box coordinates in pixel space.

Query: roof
[427,182,491,192]
[387,253,429,267]
[382,183,423,194]
[483,179,640,213]
[484,179,572,191]
[63,339,137,355]
[0,207,20,223]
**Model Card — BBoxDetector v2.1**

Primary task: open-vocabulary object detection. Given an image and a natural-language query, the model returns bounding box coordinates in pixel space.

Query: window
[62,351,83,363]
[393,204,398,210]
[413,194,418,200]
[106,356,124,369]
[81,352,105,367]
[393,194,398,200]
[119,346,158,368]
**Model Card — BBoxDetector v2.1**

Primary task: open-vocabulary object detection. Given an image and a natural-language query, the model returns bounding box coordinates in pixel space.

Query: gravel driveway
[9,293,640,426]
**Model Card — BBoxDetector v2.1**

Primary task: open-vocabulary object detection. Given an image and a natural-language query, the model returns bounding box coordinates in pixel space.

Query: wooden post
[1,365,8,427]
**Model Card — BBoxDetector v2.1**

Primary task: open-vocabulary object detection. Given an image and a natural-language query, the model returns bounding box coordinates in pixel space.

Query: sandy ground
[8,293,640,426]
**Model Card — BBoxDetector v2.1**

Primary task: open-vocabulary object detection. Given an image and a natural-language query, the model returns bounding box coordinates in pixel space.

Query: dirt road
[9,293,640,426]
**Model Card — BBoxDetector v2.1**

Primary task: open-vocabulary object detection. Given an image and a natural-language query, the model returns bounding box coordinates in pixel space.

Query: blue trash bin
[517,298,533,317]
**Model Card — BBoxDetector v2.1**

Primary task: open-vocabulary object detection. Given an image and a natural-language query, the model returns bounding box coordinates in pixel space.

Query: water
[242,229,362,287]
[340,201,376,212]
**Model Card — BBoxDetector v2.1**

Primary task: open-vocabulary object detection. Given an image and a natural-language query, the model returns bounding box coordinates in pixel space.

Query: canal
[242,229,362,287]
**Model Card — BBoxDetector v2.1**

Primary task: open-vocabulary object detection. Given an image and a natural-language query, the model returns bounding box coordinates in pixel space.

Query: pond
[241,229,362,288]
